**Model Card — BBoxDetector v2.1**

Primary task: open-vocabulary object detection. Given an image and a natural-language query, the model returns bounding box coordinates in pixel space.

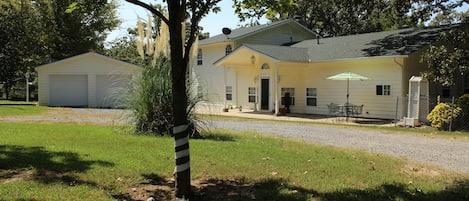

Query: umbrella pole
[346,78,349,104]
[346,78,350,121]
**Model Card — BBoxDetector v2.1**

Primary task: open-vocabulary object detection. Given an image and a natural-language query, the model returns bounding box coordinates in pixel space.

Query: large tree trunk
[124,0,192,198]
[168,1,192,198]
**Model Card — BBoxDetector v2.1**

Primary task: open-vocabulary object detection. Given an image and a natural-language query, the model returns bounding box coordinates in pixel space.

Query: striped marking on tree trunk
[173,124,190,173]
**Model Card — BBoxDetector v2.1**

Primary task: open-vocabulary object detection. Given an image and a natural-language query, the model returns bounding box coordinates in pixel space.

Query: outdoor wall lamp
[250,55,256,64]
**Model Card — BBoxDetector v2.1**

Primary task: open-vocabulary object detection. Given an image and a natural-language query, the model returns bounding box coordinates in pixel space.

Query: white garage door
[96,74,131,108]
[49,75,88,107]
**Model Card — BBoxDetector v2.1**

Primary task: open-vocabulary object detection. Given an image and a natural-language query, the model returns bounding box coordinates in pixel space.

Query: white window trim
[306,87,317,106]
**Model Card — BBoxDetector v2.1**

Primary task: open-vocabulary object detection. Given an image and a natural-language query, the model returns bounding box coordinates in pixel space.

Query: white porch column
[235,70,239,108]
[274,62,279,115]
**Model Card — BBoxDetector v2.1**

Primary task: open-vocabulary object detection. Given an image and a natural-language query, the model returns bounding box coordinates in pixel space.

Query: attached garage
[35,52,142,108]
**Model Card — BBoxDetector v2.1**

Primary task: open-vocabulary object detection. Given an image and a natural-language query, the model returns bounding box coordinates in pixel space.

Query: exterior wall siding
[36,70,49,105]
[191,43,231,107]
[88,74,97,107]
[227,57,406,119]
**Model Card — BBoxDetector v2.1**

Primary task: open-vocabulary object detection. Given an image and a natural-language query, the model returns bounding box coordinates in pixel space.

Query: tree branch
[184,0,222,61]
[125,0,169,25]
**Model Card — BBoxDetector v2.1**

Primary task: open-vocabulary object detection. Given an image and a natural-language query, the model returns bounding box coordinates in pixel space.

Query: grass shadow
[128,176,317,201]
[196,132,237,142]
[121,176,469,201]
[0,145,114,186]
[191,177,318,201]
[111,173,174,201]
[320,180,469,201]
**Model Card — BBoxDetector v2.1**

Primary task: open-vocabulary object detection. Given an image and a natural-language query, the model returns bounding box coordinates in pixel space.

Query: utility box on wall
[406,76,429,127]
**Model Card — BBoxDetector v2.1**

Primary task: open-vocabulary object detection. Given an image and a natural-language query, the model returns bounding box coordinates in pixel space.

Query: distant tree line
[0,0,119,99]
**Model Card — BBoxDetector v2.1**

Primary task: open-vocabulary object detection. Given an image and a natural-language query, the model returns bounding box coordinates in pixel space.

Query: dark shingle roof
[244,44,309,62]
[199,19,312,45]
[291,25,460,61]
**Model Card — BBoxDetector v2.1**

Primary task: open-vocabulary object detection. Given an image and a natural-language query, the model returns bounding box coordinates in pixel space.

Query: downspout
[223,65,227,109]
[393,57,406,119]
[274,62,279,115]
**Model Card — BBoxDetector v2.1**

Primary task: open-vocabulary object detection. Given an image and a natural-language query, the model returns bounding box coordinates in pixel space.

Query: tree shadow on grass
[191,177,318,201]
[320,180,469,201]
[196,132,237,142]
[120,174,469,201]
[122,174,317,201]
[0,145,113,186]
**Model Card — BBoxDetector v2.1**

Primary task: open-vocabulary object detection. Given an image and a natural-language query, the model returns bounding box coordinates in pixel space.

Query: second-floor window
[225,45,232,55]
[226,86,232,101]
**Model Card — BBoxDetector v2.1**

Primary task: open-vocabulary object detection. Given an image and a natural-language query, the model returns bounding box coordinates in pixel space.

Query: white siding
[49,74,88,107]
[229,57,406,119]
[96,74,131,108]
[35,53,142,108]
[191,43,230,106]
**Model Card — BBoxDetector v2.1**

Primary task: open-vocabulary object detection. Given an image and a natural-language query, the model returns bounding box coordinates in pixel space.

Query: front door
[261,78,269,110]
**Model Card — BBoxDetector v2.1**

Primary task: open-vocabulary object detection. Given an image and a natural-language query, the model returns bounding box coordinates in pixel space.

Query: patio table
[338,104,363,120]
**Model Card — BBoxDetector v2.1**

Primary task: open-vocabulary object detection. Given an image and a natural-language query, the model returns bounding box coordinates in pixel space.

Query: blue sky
[106,0,260,42]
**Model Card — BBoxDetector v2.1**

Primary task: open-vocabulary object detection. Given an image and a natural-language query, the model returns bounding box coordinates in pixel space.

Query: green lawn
[0,101,47,116]
[1,122,468,200]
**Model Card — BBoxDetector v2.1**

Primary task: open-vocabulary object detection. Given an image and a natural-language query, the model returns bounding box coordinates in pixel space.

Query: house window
[306,88,317,106]
[376,85,391,96]
[248,87,256,103]
[225,45,232,55]
[197,49,203,65]
[281,88,295,105]
[261,63,270,69]
[226,86,232,101]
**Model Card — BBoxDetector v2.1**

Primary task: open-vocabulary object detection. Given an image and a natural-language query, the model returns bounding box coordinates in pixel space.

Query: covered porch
[214,44,407,120]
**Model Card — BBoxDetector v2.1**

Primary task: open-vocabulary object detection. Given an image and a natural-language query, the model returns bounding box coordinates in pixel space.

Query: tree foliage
[48,0,120,59]
[0,0,52,99]
[0,0,119,99]
[233,0,468,36]
[421,25,469,86]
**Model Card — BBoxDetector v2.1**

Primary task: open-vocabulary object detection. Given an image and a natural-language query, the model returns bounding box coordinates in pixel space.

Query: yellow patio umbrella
[326,71,370,104]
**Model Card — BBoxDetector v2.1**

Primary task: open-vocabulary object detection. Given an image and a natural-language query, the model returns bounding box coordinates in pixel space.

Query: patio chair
[327,103,343,117]
[351,104,364,117]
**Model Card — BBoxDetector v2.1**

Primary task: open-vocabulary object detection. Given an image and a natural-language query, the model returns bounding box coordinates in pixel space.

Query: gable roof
[214,44,309,65]
[199,19,316,46]
[35,52,143,70]
[292,24,461,61]
[243,44,310,62]
[215,24,463,66]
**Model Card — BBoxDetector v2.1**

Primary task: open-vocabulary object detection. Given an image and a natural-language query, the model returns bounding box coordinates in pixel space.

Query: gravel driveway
[210,120,469,173]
